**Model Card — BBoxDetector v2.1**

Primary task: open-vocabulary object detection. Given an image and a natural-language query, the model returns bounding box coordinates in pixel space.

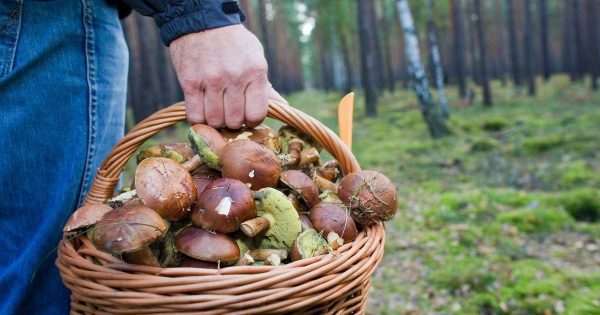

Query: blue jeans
[0,1,127,313]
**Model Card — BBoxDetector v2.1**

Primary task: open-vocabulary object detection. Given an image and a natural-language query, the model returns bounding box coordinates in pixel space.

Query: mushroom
[309,202,358,243]
[235,252,255,266]
[175,226,240,265]
[319,190,343,203]
[135,157,197,221]
[63,203,112,235]
[337,170,398,225]
[88,204,168,266]
[247,249,288,261]
[317,160,342,182]
[240,188,302,251]
[314,175,338,192]
[299,147,320,167]
[326,231,344,250]
[280,170,320,208]
[288,193,308,212]
[136,143,196,164]
[281,138,304,168]
[188,124,227,170]
[290,228,328,261]
[298,214,314,231]
[191,178,256,233]
[192,165,222,199]
[220,124,281,153]
[220,139,281,190]
[278,125,321,153]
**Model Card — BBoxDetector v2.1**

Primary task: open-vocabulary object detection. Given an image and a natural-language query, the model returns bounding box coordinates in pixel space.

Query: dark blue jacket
[121,0,245,46]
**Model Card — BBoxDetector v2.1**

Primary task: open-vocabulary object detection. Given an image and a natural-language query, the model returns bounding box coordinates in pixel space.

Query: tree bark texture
[475,0,492,106]
[585,0,599,89]
[427,0,449,118]
[524,0,536,95]
[539,0,551,80]
[396,0,449,138]
[506,0,521,87]
[357,0,378,116]
[450,0,467,98]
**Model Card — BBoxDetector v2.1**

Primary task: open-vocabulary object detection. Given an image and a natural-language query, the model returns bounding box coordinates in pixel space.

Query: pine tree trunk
[506,0,521,87]
[493,0,508,86]
[450,0,468,99]
[539,0,551,80]
[380,7,396,92]
[524,0,536,95]
[368,1,386,91]
[586,0,599,90]
[475,0,492,106]
[396,0,449,138]
[339,32,355,93]
[427,0,449,118]
[563,1,576,79]
[466,0,479,84]
[357,0,378,116]
[573,0,585,81]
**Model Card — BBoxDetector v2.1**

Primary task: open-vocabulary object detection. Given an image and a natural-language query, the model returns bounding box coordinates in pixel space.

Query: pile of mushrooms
[64,123,398,268]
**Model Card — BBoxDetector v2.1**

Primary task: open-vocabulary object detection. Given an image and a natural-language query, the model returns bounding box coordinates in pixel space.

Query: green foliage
[428,257,495,292]
[556,188,600,222]
[522,134,566,153]
[560,160,600,189]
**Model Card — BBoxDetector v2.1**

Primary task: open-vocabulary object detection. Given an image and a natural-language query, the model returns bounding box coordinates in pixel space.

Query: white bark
[427,16,450,118]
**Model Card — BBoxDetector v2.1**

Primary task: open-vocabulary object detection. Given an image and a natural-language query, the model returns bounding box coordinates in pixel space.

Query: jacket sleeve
[121,0,245,46]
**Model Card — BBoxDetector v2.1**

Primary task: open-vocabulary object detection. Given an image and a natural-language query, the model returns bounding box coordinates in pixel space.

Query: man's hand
[170,24,285,129]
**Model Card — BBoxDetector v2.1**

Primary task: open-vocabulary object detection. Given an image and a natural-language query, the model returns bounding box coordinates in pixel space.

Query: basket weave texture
[57,101,386,314]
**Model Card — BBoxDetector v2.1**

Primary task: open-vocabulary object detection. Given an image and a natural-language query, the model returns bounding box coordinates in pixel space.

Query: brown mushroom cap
[280,170,320,208]
[88,204,168,255]
[192,165,221,198]
[220,125,281,153]
[337,170,398,225]
[135,157,197,221]
[299,214,314,231]
[220,139,281,190]
[64,204,112,233]
[175,226,240,264]
[309,202,358,243]
[191,178,256,233]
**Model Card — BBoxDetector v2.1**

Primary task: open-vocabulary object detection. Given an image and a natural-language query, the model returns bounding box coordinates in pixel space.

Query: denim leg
[0,1,127,314]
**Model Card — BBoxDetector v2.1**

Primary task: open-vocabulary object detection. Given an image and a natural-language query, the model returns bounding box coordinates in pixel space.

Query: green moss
[560,160,600,189]
[496,207,573,233]
[470,138,500,152]
[481,117,510,132]
[522,134,566,153]
[556,188,600,222]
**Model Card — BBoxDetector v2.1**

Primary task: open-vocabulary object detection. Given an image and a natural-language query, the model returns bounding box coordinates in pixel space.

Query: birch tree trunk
[475,0,493,106]
[450,0,467,99]
[396,0,449,138]
[427,0,449,118]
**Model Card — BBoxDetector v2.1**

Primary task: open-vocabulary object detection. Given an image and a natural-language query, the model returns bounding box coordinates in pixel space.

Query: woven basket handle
[84,100,360,205]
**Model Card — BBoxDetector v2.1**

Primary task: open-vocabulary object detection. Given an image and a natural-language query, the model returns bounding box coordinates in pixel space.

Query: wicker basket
[56,101,386,314]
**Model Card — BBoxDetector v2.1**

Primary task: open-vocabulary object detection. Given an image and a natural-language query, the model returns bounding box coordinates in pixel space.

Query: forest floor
[125,75,600,314]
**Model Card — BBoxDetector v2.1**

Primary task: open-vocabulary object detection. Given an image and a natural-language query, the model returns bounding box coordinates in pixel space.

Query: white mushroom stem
[235,252,255,266]
[299,147,320,167]
[327,232,344,250]
[108,190,139,208]
[248,249,288,261]
[314,175,338,192]
[240,217,270,237]
[265,253,281,266]
[182,154,204,172]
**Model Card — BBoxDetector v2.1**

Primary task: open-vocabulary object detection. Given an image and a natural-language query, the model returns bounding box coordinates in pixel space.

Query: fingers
[244,79,269,128]
[182,81,205,124]
[203,78,225,128]
[223,83,245,129]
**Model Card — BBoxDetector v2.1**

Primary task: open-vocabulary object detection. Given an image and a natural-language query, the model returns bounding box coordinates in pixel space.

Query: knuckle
[203,73,225,89]
[180,77,199,94]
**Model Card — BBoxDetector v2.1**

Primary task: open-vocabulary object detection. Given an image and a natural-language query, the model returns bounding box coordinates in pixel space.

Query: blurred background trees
[122,0,600,133]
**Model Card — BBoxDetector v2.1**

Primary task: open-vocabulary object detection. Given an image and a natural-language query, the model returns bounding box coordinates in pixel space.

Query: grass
[123,75,600,314]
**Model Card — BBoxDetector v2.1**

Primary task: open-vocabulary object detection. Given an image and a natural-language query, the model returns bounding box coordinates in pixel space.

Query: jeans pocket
[0,1,22,78]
